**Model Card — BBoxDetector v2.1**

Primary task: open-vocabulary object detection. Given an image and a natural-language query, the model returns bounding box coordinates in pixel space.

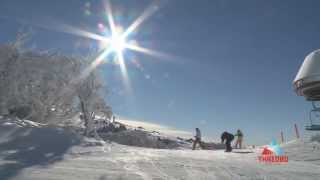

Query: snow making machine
[294,49,320,131]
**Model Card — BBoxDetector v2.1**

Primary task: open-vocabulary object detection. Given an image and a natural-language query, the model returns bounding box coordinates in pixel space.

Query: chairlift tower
[294,49,320,131]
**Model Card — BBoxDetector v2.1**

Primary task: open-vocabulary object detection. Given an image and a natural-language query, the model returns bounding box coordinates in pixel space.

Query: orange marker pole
[294,123,300,139]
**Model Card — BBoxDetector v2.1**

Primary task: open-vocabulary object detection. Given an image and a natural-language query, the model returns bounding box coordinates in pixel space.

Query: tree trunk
[79,98,98,137]
[80,99,90,136]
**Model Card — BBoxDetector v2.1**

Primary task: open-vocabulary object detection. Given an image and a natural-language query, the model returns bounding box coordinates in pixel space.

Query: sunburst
[60,0,173,93]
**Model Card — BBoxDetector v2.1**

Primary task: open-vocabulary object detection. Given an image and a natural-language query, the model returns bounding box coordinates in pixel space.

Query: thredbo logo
[258,139,288,163]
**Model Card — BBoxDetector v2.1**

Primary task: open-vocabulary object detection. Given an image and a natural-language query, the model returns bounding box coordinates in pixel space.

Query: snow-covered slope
[1,119,320,180]
[281,137,320,165]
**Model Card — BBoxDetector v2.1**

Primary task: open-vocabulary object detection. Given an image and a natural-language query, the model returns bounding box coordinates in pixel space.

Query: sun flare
[110,34,126,52]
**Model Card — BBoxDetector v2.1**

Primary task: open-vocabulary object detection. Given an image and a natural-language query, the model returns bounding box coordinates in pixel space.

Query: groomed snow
[1,120,320,180]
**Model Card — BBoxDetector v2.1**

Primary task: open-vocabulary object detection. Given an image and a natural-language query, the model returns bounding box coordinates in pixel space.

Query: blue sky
[1,0,319,144]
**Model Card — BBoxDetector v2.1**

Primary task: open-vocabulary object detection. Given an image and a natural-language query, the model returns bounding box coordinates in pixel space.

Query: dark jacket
[221,132,234,142]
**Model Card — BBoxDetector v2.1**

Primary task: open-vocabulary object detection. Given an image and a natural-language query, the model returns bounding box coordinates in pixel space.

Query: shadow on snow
[0,125,81,180]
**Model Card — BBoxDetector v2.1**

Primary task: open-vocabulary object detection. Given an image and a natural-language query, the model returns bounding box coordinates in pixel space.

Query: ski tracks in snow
[3,143,320,180]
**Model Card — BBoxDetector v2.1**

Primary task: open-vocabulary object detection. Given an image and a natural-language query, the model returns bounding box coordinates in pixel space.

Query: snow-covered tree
[0,48,80,122]
[0,38,112,136]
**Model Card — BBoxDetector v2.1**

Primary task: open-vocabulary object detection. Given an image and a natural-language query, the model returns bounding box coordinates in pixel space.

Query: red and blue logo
[258,139,288,163]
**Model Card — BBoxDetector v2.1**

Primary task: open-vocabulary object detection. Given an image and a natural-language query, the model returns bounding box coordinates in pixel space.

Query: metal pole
[280,131,284,143]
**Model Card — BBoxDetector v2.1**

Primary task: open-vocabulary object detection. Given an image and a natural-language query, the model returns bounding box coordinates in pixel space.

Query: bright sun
[110,33,126,52]
[75,0,166,93]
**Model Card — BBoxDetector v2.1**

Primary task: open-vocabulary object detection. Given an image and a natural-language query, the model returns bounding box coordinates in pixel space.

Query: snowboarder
[221,131,234,152]
[192,128,202,150]
[234,129,243,149]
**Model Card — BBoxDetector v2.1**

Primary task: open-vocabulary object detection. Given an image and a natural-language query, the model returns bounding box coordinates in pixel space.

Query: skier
[192,128,202,150]
[234,129,243,149]
[221,131,234,152]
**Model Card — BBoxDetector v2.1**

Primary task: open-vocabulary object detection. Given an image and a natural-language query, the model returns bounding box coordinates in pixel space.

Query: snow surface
[1,120,320,180]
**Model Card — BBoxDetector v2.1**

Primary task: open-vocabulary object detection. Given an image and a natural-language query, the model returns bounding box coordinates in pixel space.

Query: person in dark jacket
[221,131,234,152]
[192,128,202,150]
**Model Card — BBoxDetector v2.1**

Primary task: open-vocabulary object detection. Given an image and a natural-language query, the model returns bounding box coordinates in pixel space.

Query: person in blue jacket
[192,128,202,150]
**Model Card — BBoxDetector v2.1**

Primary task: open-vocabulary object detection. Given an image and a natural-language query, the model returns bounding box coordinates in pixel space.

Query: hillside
[1,117,320,180]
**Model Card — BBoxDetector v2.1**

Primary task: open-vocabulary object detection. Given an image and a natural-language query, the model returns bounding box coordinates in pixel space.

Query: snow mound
[0,119,83,180]
[99,129,189,149]
[94,118,226,150]
[91,118,191,149]
[281,137,320,165]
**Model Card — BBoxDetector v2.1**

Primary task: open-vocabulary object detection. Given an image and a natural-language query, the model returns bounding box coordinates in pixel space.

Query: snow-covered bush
[0,39,112,136]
